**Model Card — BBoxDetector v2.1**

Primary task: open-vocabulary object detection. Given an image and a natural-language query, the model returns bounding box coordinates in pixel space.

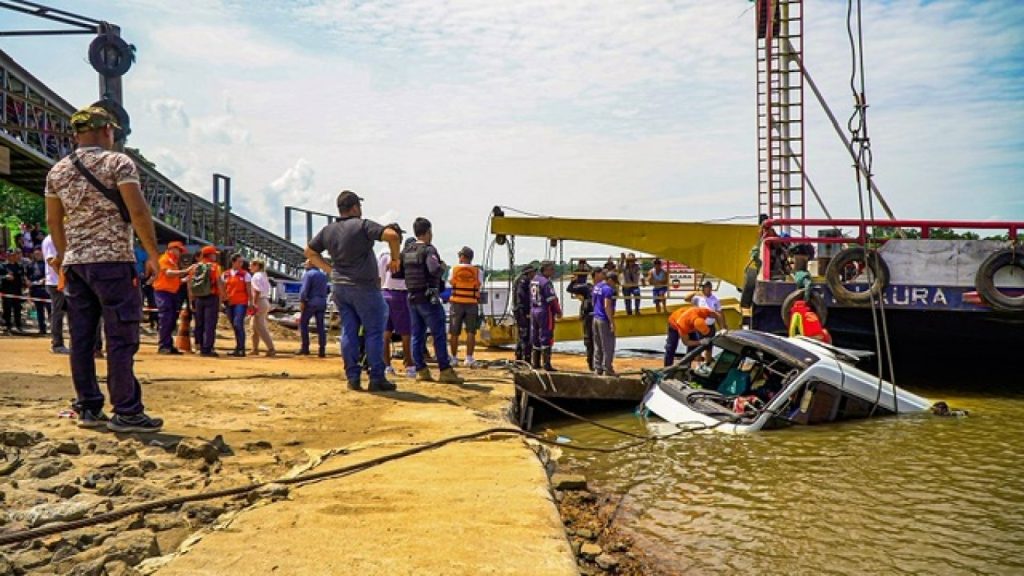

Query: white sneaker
[385,366,396,376]
[405,367,417,378]
[463,356,475,367]
[451,356,460,366]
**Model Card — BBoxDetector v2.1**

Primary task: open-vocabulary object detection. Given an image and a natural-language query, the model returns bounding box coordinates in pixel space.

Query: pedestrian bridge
[0,49,304,278]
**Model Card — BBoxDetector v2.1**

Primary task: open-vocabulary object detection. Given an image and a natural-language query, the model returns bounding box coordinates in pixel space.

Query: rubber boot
[438,367,465,385]
[542,349,556,372]
[530,349,541,370]
[416,368,435,382]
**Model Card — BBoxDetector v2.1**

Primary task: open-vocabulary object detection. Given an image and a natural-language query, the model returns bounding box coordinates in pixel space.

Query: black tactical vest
[401,243,431,292]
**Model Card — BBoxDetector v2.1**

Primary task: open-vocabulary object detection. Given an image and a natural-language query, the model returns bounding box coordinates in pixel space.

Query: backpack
[191,263,214,297]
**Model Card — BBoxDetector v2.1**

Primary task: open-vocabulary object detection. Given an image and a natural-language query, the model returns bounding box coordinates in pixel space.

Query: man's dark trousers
[300,303,327,354]
[154,289,180,349]
[194,294,220,353]
[64,263,144,415]
[30,285,49,333]
[581,312,595,370]
[2,291,23,331]
[46,285,66,349]
[514,309,531,362]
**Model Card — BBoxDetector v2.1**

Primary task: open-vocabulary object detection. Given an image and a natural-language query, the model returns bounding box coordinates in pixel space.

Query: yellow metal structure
[490,217,760,288]
[479,300,743,347]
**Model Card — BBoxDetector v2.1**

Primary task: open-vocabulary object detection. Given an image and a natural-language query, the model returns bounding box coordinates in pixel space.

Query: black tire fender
[89,32,135,78]
[781,288,828,328]
[825,247,889,305]
[975,248,1024,312]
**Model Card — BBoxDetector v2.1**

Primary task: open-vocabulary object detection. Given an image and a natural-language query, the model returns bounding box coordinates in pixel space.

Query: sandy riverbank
[0,329,661,575]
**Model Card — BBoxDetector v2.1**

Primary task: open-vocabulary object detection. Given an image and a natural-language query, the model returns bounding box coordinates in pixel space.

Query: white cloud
[147,98,190,129]
[6,0,1020,271]
[189,114,251,146]
[270,158,316,201]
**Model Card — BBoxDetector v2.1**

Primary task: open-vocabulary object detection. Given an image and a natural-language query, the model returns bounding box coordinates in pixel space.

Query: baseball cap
[167,241,188,253]
[522,263,536,273]
[336,190,363,210]
[458,246,474,260]
[702,280,713,288]
[200,245,218,257]
[70,106,121,133]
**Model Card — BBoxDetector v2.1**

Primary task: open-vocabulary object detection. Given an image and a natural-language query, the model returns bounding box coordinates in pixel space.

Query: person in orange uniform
[664,306,724,366]
[153,241,194,354]
[221,253,252,357]
[448,246,483,366]
[188,246,225,357]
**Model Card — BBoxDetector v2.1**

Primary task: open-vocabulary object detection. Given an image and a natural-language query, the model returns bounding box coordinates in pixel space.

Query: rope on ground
[0,415,724,547]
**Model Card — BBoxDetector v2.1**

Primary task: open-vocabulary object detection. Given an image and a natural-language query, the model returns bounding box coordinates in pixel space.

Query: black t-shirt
[308,217,386,288]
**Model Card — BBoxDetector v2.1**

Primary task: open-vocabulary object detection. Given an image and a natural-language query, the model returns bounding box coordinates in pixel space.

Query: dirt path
[0,334,582,575]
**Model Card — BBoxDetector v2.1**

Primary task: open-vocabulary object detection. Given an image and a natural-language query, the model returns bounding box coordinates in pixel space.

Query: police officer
[512,263,536,362]
[567,266,600,371]
[45,105,163,432]
[27,247,49,334]
[402,217,464,384]
[529,261,562,371]
[1,250,28,334]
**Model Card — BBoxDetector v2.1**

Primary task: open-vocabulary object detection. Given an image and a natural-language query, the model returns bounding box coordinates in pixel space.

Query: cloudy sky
[4,0,1022,263]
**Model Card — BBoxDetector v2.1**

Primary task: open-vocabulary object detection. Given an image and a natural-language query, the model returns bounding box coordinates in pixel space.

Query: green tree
[0,181,46,247]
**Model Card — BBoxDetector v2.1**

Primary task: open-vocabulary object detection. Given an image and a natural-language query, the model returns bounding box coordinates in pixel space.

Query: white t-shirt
[252,271,272,299]
[378,252,406,291]
[41,235,60,286]
[692,293,721,324]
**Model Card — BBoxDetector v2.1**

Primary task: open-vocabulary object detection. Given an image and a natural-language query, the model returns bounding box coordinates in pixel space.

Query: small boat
[639,329,932,434]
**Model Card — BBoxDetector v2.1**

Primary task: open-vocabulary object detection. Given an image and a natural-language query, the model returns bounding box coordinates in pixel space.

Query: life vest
[401,243,432,293]
[788,300,832,344]
[449,264,480,304]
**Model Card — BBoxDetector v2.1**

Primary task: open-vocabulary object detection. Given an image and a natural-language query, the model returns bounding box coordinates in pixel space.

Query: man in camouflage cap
[45,104,164,433]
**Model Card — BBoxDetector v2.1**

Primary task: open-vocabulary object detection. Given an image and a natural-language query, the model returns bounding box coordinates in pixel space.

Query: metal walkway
[0,49,304,278]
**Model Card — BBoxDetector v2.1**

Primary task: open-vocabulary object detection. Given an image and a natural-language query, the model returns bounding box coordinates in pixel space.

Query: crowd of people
[24,102,732,436]
[531,257,726,377]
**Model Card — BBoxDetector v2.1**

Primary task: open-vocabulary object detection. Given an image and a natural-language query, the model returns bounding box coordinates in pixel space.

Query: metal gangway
[0,48,305,278]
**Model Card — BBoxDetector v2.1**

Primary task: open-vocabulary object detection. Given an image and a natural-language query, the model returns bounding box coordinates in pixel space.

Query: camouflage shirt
[44,147,140,265]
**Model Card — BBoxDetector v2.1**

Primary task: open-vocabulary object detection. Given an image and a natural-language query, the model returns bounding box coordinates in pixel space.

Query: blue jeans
[227,304,247,351]
[332,284,387,382]
[410,300,452,371]
[300,303,327,354]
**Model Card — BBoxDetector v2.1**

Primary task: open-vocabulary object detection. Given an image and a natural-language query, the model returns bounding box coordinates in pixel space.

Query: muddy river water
[551,381,1024,575]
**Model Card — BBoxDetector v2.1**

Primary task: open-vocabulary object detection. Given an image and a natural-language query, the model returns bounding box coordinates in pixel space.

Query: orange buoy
[175,308,192,353]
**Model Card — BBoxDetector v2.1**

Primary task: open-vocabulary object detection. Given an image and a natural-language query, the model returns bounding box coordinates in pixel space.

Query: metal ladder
[756,0,805,234]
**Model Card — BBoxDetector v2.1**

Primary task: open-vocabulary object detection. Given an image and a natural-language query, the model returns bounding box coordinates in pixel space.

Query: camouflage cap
[70,106,121,133]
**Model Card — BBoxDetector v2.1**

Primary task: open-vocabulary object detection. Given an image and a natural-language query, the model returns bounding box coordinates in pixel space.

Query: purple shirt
[592,281,615,322]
